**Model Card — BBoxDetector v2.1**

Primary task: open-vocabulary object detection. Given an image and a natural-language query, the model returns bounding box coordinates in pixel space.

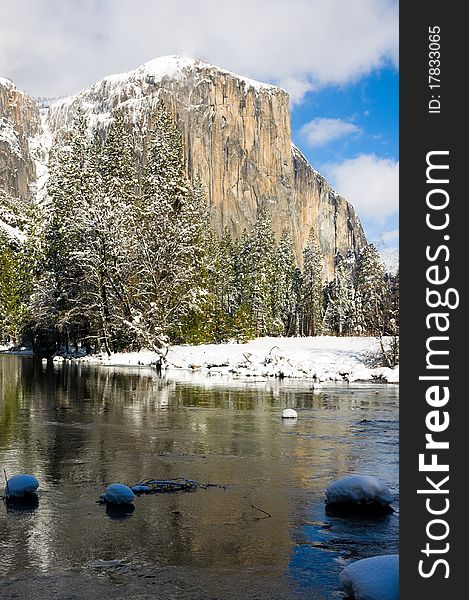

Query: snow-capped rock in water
[101,483,135,505]
[4,474,39,498]
[325,475,393,508]
[0,56,366,278]
[281,408,298,419]
[340,555,399,600]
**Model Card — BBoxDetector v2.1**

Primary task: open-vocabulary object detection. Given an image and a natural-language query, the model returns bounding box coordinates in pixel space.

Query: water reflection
[0,355,398,597]
[4,495,39,514]
[105,503,135,521]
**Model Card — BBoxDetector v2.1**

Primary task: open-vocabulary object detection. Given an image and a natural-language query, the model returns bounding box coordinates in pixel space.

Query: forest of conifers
[0,104,399,356]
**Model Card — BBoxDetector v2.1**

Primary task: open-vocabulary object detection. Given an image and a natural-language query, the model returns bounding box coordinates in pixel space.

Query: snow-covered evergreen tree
[81,111,139,352]
[301,228,324,336]
[0,233,30,345]
[238,208,277,336]
[194,227,241,342]
[130,103,210,348]
[381,266,399,366]
[355,244,386,335]
[291,267,304,336]
[0,189,41,346]
[31,107,94,352]
[273,228,297,335]
[2,98,401,352]
[323,252,356,335]
[31,108,139,354]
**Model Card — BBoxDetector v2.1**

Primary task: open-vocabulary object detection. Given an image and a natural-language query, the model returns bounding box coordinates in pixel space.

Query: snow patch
[0,219,26,243]
[76,336,399,383]
[0,76,15,89]
[28,114,53,202]
[340,555,399,600]
[0,117,22,157]
[104,55,280,94]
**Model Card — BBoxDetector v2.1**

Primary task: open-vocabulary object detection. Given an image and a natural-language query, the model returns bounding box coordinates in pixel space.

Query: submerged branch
[249,504,272,519]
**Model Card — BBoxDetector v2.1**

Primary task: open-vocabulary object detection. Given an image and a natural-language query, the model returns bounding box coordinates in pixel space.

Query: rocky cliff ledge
[0,77,41,200]
[292,145,366,277]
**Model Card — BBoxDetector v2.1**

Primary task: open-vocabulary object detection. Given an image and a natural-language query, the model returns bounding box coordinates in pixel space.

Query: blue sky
[291,68,398,164]
[291,66,399,255]
[0,0,399,262]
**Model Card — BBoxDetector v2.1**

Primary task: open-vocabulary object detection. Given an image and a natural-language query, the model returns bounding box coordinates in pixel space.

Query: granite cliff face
[292,146,365,277]
[0,77,41,201]
[0,57,367,278]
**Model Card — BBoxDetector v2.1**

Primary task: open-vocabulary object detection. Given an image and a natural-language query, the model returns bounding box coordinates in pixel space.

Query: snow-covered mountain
[0,56,367,278]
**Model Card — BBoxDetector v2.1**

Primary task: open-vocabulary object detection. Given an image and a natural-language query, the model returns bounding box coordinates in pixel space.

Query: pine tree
[355,244,386,335]
[216,227,238,322]
[273,228,297,335]
[31,108,139,354]
[33,107,95,352]
[129,103,210,348]
[380,266,399,366]
[323,253,356,335]
[0,234,30,345]
[0,189,37,345]
[30,103,212,353]
[291,267,303,336]
[301,228,324,336]
[195,228,239,342]
[238,208,277,336]
[82,111,139,352]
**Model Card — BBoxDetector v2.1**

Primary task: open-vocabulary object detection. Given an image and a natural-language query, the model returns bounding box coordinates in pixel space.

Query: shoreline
[1,336,399,383]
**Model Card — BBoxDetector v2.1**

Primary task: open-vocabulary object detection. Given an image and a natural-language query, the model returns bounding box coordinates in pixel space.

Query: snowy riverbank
[72,337,398,383]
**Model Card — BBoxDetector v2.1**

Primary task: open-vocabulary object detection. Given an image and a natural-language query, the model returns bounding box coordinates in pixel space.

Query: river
[0,355,398,599]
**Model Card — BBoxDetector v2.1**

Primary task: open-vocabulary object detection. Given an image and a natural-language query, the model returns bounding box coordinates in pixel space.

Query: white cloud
[0,0,398,99]
[277,77,315,106]
[300,118,361,147]
[324,154,399,222]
